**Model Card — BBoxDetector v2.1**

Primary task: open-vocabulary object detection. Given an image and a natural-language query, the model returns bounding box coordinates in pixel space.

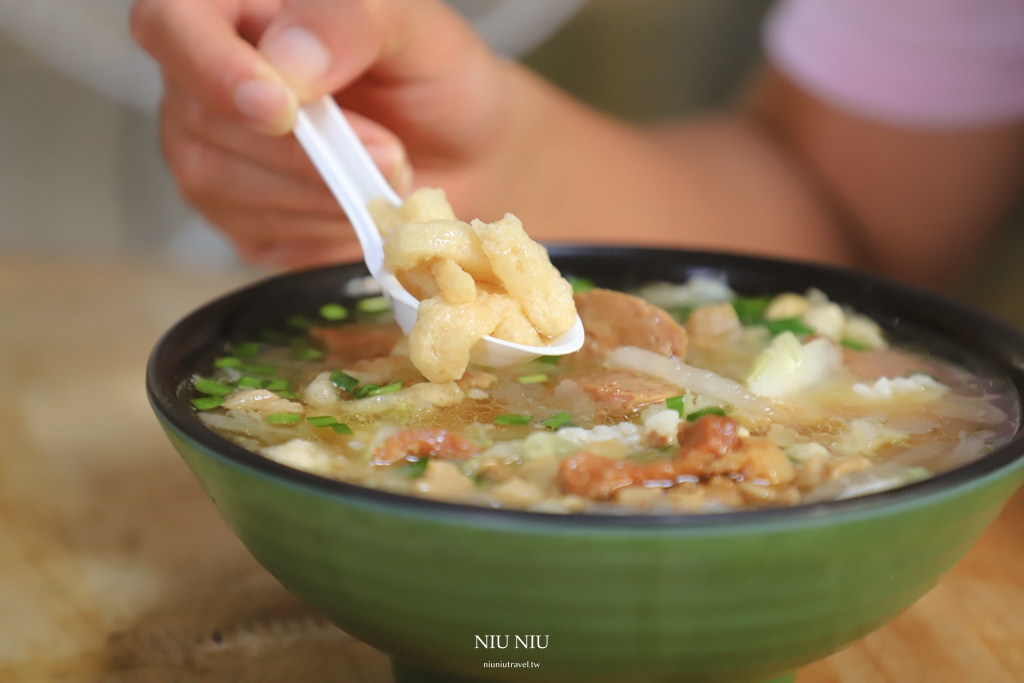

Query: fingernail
[233,79,296,133]
[261,26,332,97]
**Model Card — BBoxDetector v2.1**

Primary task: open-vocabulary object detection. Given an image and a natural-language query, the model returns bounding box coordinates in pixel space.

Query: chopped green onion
[352,381,402,398]
[233,342,260,358]
[840,338,871,351]
[665,395,685,415]
[354,383,380,398]
[494,413,533,426]
[319,303,349,321]
[330,423,354,435]
[307,415,339,427]
[537,355,560,365]
[267,412,301,424]
[236,376,265,389]
[686,406,728,421]
[330,370,359,392]
[669,306,693,323]
[658,445,674,452]
[293,347,325,360]
[542,411,573,430]
[239,363,277,376]
[365,380,402,397]
[518,373,549,384]
[194,378,233,396]
[191,396,225,410]
[567,276,595,294]
[265,379,290,391]
[404,458,429,478]
[214,356,242,369]
[732,296,772,326]
[357,296,390,313]
[763,317,815,337]
[286,315,315,329]
[275,390,299,399]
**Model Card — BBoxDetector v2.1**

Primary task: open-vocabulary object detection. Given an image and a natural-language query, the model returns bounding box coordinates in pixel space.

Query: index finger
[131,0,298,134]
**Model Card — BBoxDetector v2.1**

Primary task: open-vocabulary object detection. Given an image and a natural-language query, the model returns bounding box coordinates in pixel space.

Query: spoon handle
[293,96,402,275]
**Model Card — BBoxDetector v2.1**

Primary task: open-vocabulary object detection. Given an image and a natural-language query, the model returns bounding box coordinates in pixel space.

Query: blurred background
[2,0,1020,323]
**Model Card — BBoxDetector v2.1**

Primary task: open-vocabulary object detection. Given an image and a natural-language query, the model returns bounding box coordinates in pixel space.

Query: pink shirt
[764,0,1024,128]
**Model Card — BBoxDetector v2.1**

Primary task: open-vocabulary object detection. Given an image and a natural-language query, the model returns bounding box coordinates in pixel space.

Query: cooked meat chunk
[558,415,792,499]
[311,323,403,363]
[573,369,682,415]
[558,452,640,500]
[677,414,743,458]
[373,428,479,466]
[574,289,687,358]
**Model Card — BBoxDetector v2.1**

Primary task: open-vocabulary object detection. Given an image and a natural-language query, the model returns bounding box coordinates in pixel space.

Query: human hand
[131,0,518,269]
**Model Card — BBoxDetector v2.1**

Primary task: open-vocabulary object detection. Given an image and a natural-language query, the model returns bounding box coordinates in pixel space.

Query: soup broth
[189,276,1017,515]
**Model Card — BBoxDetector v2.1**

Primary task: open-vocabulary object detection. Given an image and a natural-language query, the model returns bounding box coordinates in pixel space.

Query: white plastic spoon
[292,95,584,367]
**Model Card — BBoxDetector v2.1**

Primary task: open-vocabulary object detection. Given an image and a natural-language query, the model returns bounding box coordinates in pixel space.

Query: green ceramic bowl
[147,248,1024,683]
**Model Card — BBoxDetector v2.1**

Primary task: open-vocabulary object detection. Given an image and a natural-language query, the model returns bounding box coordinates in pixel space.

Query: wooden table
[1,257,1021,683]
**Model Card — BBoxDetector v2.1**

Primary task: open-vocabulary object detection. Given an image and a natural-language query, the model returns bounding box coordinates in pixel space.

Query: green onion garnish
[267,413,302,424]
[239,363,277,376]
[286,315,315,329]
[275,390,299,399]
[265,379,290,391]
[494,414,532,426]
[404,459,429,478]
[331,423,354,435]
[307,415,339,427]
[840,338,871,351]
[669,306,693,323]
[686,406,727,421]
[732,296,772,326]
[236,376,265,389]
[354,383,379,398]
[542,411,573,430]
[214,356,242,369]
[366,380,402,396]
[194,378,234,396]
[330,370,359,392]
[357,296,390,313]
[666,395,685,415]
[320,303,349,321]
[518,373,549,384]
[763,317,815,337]
[191,396,224,410]
[293,347,325,360]
[567,276,595,294]
[537,355,560,365]
[233,342,259,358]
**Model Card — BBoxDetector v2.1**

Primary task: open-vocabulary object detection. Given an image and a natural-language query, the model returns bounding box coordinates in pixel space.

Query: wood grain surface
[1,258,1021,683]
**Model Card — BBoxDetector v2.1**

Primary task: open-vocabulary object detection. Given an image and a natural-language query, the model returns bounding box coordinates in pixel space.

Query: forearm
[468,65,861,269]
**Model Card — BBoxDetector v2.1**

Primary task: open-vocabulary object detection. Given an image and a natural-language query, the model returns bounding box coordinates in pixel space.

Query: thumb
[257,0,478,103]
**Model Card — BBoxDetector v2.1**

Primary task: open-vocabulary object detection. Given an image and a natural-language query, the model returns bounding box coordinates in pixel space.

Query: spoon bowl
[292,96,585,365]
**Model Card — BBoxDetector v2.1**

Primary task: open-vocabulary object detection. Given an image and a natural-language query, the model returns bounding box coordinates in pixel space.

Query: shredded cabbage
[605,346,774,418]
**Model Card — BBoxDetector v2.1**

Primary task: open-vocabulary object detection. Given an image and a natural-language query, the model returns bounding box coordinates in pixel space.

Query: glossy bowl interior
[148,247,1024,683]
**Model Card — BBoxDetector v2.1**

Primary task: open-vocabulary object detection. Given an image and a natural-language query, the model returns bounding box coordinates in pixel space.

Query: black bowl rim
[147,246,1024,529]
